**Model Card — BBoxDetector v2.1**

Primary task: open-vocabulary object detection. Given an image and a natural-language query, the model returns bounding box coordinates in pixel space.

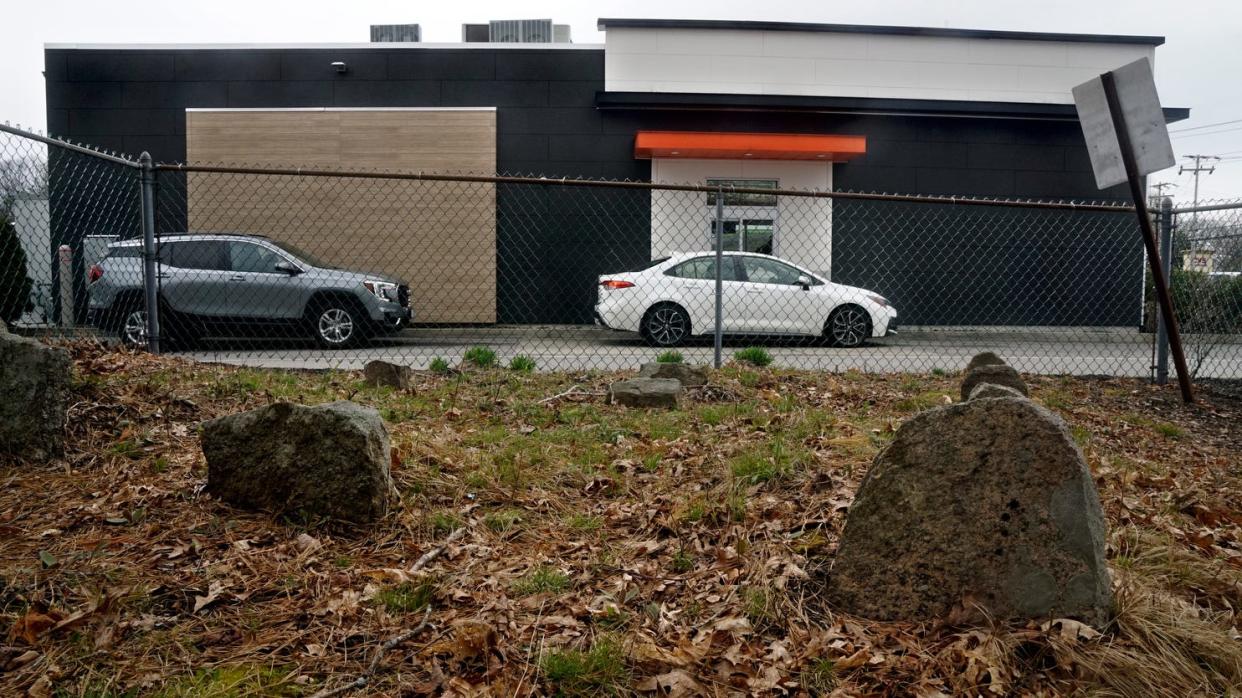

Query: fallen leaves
[635,669,705,695]
[192,581,228,614]
[2,344,1241,695]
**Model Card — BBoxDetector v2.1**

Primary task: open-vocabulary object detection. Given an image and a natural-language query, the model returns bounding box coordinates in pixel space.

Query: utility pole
[1179,154,1219,257]
[1149,181,1177,206]
[1179,154,1218,210]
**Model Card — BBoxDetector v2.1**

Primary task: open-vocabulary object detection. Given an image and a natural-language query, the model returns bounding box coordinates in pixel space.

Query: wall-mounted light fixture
[331,61,348,74]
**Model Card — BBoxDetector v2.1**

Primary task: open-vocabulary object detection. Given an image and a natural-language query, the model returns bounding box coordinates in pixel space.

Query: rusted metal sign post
[1073,59,1194,403]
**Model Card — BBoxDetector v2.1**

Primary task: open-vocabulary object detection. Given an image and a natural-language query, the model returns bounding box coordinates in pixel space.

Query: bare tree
[0,155,49,217]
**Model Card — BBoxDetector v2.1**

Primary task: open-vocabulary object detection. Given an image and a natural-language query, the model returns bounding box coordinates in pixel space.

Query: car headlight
[363,280,399,302]
[866,294,890,308]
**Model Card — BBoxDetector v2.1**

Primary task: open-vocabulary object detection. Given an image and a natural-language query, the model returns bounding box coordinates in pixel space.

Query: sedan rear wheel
[643,304,690,347]
[827,305,871,348]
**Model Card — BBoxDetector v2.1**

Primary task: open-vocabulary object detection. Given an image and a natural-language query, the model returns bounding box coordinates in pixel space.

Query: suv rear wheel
[309,299,363,349]
[113,299,198,351]
[118,306,148,349]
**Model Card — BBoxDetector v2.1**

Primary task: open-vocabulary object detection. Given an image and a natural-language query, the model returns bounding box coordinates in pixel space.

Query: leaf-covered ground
[1,343,1240,697]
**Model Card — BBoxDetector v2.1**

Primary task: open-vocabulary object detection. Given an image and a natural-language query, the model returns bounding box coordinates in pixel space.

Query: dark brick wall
[45,47,1140,326]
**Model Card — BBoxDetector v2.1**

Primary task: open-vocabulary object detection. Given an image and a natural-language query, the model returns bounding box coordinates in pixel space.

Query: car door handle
[229,275,245,281]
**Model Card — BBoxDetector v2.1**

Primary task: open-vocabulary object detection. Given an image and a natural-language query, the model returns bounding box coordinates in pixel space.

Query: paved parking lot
[176,325,1242,378]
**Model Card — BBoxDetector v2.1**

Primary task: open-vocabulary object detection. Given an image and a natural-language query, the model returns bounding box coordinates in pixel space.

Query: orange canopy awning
[634,131,866,161]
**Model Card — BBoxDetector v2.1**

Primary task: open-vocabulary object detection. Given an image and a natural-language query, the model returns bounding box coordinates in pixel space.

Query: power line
[1168,117,1242,134]
[1170,124,1242,140]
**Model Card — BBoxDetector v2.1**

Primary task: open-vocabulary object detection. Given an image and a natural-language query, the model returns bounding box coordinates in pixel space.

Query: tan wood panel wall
[186,109,497,323]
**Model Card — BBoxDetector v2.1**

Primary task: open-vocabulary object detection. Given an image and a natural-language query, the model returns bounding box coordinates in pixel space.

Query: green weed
[153,665,300,697]
[541,636,628,696]
[484,509,523,533]
[509,355,537,373]
[513,565,571,596]
[734,346,773,367]
[375,579,436,613]
[656,350,684,364]
[429,511,463,534]
[463,346,498,368]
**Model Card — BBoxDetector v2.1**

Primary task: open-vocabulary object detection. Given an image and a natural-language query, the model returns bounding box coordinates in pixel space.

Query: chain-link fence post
[713,184,724,368]
[138,152,161,354]
[1155,196,1174,385]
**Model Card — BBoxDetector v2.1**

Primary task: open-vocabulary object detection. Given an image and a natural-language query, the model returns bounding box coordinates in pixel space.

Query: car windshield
[268,240,336,269]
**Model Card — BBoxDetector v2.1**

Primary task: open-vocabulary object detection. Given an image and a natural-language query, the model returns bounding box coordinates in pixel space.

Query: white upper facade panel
[600,19,1161,105]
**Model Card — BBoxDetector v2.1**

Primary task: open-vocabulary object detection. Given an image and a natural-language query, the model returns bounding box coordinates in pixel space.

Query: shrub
[733,346,773,367]
[509,354,536,373]
[0,214,34,325]
[656,350,684,364]
[428,357,451,374]
[463,346,497,368]
[1169,269,1242,334]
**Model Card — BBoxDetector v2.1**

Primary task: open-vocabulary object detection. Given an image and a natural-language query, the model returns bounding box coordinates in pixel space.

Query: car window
[228,241,286,273]
[741,257,804,285]
[162,241,228,271]
[667,257,740,281]
[106,246,142,259]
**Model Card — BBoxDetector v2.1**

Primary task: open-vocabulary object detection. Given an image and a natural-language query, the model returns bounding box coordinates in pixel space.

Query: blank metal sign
[1072,57,1175,190]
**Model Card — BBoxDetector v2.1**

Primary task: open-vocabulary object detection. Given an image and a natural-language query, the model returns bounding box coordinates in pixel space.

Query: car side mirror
[275,261,302,275]
[796,274,813,290]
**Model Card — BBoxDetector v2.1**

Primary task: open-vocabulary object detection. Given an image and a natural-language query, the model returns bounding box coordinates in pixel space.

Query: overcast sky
[4,0,1242,202]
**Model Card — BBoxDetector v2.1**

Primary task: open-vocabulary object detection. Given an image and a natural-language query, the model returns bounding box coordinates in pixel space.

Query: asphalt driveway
[173,325,1242,378]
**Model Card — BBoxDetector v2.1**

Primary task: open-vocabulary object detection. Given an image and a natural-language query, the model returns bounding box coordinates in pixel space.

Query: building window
[705,179,778,207]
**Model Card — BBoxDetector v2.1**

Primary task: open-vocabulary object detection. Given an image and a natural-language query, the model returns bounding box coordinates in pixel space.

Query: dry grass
[1058,577,1242,696]
[0,343,1240,696]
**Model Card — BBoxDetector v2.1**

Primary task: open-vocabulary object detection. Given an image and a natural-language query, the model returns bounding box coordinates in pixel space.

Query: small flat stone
[608,378,682,409]
[637,362,709,387]
[363,360,415,390]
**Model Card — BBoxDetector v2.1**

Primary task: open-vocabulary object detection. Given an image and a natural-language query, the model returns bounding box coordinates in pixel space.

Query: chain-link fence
[1161,199,1242,379]
[3,123,1241,379]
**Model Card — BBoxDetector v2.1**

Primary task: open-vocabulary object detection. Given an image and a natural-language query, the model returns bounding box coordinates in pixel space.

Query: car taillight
[88,264,104,284]
[600,280,635,290]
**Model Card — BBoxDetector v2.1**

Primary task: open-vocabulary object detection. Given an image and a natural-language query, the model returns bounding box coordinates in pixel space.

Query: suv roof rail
[108,231,271,245]
[157,231,271,239]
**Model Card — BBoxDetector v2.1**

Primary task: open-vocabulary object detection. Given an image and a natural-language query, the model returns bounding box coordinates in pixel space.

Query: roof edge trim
[596,18,1165,46]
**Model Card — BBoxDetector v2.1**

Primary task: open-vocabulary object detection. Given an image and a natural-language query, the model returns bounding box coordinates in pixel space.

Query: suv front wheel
[309,300,363,349]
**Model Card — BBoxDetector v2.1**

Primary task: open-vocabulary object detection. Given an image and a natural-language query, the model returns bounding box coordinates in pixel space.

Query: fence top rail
[1171,202,1242,215]
[156,161,1136,213]
[0,122,140,168]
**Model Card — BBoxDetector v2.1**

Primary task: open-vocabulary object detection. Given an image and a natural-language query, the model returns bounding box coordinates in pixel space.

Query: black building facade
[44,19,1188,326]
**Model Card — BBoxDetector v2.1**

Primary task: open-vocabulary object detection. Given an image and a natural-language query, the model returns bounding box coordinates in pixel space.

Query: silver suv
[87,234,411,348]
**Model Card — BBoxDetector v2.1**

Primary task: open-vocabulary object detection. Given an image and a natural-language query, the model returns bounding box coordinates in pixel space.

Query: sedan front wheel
[826,305,871,348]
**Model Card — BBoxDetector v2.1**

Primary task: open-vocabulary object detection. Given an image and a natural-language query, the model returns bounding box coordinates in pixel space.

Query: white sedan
[594,252,897,348]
